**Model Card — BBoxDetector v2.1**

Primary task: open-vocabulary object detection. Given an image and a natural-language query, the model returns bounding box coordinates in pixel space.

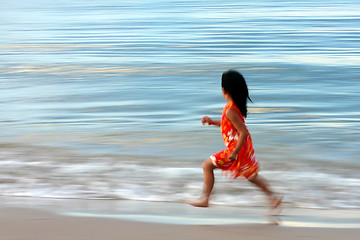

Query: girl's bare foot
[267,195,283,216]
[186,198,209,208]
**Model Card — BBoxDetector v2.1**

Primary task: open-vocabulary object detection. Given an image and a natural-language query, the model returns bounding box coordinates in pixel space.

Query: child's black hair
[221,70,252,118]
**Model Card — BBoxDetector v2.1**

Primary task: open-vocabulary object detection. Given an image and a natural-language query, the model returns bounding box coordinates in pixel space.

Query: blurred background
[0,0,359,209]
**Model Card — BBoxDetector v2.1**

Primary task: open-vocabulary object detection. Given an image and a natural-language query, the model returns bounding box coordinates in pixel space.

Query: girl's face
[222,88,232,102]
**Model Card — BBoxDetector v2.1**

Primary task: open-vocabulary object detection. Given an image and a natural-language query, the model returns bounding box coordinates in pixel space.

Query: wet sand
[1,199,360,240]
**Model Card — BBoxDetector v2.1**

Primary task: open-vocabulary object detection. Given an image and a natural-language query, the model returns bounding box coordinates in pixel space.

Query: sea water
[1,0,360,209]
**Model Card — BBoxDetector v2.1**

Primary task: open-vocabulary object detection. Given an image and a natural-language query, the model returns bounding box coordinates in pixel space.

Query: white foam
[62,211,360,228]
[63,211,267,225]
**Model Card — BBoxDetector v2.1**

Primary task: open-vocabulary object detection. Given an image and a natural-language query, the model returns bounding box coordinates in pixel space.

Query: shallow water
[1,0,360,209]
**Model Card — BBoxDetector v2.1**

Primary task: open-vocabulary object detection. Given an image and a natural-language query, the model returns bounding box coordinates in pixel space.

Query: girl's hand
[228,151,238,161]
[201,116,213,125]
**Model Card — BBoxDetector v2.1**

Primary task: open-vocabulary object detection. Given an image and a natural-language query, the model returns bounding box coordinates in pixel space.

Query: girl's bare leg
[249,174,283,214]
[187,158,216,207]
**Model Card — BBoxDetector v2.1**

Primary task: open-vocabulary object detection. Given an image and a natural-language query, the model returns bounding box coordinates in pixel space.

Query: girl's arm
[225,108,249,161]
[201,116,221,127]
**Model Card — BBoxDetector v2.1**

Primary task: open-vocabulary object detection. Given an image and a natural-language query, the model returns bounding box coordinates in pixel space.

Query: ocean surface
[1,0,359,209]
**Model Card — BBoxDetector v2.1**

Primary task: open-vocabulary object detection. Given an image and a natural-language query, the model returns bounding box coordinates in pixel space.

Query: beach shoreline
[1,197,360,240]
[1,203,360,240]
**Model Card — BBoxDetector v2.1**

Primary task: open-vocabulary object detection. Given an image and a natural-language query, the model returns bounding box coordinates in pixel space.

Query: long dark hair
[221,70,252,118]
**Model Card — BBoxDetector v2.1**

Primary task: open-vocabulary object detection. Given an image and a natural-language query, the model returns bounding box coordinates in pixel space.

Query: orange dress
[210,102,259,180]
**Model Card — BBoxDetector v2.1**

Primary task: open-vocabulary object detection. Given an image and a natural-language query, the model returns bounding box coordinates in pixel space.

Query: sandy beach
[1,199,360,240]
